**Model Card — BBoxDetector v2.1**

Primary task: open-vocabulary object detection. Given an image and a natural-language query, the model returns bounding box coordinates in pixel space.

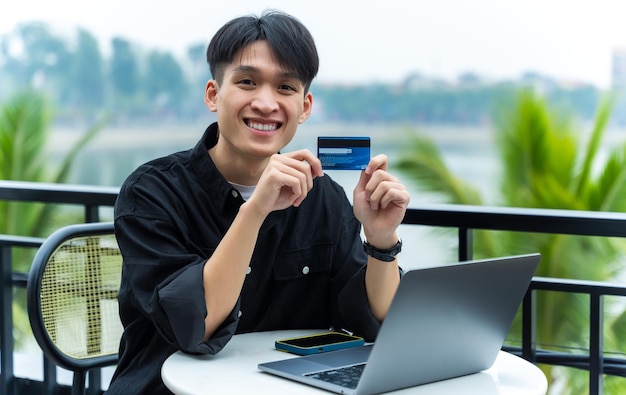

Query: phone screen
[280,333,358,347]
[275,332,365,355]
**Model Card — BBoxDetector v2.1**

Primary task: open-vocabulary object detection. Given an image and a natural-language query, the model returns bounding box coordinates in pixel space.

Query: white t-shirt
[229,182,255,201]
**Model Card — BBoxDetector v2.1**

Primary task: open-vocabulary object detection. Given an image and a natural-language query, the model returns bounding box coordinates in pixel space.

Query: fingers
[355,154,386,194]
[365,154,388,175]
[364,172,410,211]
[270,158,312,207]
[252,150,322,212]
[278,150,321,184]
[357,154,409,210]
[279,150,323,206]
[284,149,324,178]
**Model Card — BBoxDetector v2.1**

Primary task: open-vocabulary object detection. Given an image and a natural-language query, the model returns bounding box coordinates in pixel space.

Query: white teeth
[248,121,278,131]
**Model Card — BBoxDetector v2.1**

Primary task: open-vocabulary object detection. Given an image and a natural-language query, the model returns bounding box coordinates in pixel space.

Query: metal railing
[2,181,626,394]
[0,180,119,395]
[404,204,626,395]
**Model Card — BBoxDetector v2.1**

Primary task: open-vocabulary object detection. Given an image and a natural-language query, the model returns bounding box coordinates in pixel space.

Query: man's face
[205,41,313,161]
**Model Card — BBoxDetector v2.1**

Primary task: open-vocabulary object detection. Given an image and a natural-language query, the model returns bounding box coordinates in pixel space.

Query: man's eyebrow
[232,65,258,74]
[231,65,301,80]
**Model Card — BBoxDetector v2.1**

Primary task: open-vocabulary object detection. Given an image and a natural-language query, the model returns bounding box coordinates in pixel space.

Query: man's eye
[279,84,296,92]
[238,79,255,86]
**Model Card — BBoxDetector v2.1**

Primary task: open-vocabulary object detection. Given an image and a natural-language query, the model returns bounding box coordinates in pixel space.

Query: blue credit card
[317,136,371,170]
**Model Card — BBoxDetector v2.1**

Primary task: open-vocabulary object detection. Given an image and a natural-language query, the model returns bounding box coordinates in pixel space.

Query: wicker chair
[27,222,123,395]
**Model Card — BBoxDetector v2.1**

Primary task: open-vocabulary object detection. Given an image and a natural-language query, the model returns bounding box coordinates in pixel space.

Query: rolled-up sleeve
[157,262,240,354]
[116,213,238,355]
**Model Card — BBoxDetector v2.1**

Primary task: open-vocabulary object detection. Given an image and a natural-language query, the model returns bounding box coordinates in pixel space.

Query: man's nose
[251,86,279,113]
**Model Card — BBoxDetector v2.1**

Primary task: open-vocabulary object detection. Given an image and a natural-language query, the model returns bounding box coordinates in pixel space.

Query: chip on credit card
[317,136,371,170]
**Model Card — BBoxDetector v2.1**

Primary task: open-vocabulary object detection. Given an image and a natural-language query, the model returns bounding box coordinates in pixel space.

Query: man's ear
[298,92,313,124]
[204,80,219,112]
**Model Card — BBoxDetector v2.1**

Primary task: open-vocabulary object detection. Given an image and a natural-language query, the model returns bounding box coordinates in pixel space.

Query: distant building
[611,48,626,90]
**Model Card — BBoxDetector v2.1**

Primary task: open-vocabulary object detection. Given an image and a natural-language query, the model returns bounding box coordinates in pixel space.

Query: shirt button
[238,310,242,318]
[302,266,310,275]
[246,266,252,275]
[231,190,238,198]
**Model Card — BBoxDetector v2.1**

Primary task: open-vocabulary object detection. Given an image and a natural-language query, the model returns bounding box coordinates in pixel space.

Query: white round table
[162,330,547,395]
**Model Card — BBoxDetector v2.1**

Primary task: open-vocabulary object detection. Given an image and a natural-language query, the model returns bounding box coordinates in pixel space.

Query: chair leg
[72,371,86,395]
[88,369,101,395]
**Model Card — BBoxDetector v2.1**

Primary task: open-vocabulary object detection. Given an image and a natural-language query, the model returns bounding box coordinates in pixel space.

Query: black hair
[206,10,319,92]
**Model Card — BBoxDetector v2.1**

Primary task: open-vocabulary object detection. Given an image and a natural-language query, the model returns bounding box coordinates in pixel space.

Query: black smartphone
[275,332,365,355]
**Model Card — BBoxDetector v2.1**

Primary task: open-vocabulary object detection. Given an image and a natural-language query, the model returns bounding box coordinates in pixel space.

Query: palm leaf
[494,89,579,207]
[0,90,50,236]
[395,131,483,205]
[29,113,108,236]
[587,142,626,212]
[0,90,106,238]
[575,93,615,198]
[51,114,109,184]
[530,173,586,209]
[0,90,50,181]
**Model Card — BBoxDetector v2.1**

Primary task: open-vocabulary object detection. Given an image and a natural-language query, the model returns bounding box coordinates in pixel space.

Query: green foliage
[0,89,105,240]
[0,89,105,350]
[494,90,579,208]
[395,88,626,393]
[396,132,483,206]
[71,29,104,110]
[0,20,607,125]
[0,22,70,89]
[312,81,599,125]
[111,37,139,97]
[0,21,195,120]
[145,50,187,111]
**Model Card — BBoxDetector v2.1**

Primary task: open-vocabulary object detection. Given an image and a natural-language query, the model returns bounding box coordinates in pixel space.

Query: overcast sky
[2,0,626,88]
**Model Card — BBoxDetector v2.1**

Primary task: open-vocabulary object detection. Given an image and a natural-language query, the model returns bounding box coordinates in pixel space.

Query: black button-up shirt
[107,123,381,394]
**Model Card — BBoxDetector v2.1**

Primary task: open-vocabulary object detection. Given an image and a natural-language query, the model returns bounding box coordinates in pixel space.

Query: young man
[106,10,410,394]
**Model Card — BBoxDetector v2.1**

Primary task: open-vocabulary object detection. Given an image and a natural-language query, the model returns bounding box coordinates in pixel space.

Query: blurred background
[4,2,626,392]
[3,0,626,263]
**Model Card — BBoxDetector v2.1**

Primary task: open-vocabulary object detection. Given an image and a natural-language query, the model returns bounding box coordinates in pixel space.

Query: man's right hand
[246,149,324,216]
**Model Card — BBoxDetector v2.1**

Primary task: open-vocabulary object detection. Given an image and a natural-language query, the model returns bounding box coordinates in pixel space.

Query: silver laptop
[258,253,540,394]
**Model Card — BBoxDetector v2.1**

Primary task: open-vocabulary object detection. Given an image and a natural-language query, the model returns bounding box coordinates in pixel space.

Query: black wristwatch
[363,239,402,262]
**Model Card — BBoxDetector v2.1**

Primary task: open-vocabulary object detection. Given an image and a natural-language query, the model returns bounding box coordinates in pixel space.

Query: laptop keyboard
[305,363,366,389]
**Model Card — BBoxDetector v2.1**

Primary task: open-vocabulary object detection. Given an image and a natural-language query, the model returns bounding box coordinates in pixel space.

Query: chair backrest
[27,222,123,379]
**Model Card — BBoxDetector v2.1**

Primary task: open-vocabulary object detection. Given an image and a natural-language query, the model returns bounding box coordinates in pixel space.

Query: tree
[110,37,139,98]
[0,22,71,100]
[70,28,105,112]
[186,42,209,83]
[395,88,626,393]
[144,50,187,116]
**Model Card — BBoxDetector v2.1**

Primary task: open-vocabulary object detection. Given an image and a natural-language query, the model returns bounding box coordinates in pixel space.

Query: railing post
[458,227,473,261]
[0,246,15,395]
[589,293,603,395]
[88,369,102,395]
[85,205,100,223]
[522,287,536,362]
[43,358,57,395]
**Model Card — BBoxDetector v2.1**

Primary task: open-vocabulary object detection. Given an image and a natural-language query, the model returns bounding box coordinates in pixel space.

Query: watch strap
[363,239,402,262]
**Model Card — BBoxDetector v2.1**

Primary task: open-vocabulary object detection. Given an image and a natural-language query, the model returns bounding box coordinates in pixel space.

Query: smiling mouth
[246,120,281,132]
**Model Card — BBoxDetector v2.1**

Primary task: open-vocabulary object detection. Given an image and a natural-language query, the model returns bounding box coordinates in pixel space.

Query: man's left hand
[353,154,410,248]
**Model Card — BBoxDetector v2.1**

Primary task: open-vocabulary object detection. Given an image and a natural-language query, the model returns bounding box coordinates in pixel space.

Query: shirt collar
[190,123,244,212]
